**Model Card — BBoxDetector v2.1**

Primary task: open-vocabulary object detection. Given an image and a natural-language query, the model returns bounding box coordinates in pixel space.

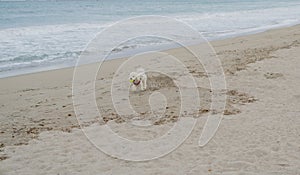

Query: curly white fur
[129,68,147,91]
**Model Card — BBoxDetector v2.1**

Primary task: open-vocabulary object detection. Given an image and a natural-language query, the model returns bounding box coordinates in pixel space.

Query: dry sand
[0,25,300,174]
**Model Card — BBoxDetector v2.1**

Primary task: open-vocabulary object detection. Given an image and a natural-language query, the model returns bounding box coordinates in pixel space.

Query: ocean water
[0,0,300,78]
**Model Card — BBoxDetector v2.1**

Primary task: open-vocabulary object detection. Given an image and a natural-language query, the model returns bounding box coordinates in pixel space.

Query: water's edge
[1,23,298,79]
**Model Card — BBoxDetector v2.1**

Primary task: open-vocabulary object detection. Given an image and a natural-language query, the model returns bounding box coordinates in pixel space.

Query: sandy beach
[0,25,300,174]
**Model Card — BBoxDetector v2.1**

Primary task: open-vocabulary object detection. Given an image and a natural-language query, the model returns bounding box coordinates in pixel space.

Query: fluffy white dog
[129,68,147,91]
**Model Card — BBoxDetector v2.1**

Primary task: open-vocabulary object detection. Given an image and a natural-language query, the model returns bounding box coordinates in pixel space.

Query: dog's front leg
[131,84,136,91]
[140,81,144,90]
[143,78,147,90]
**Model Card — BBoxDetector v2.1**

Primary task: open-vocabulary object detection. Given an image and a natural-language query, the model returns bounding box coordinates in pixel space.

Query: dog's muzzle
[130,79,140,86]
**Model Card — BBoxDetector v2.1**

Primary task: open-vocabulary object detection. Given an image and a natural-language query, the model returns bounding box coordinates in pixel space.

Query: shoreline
[1,23,299,79]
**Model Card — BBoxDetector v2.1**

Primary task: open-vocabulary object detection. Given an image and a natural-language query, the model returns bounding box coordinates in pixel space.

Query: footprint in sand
[264,72,283,79]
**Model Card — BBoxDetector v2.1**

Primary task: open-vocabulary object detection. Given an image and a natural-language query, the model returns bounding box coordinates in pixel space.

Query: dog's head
[129,72,141,85]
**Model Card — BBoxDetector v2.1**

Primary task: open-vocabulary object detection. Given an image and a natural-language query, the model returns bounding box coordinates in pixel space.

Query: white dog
[129,68,147,91]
